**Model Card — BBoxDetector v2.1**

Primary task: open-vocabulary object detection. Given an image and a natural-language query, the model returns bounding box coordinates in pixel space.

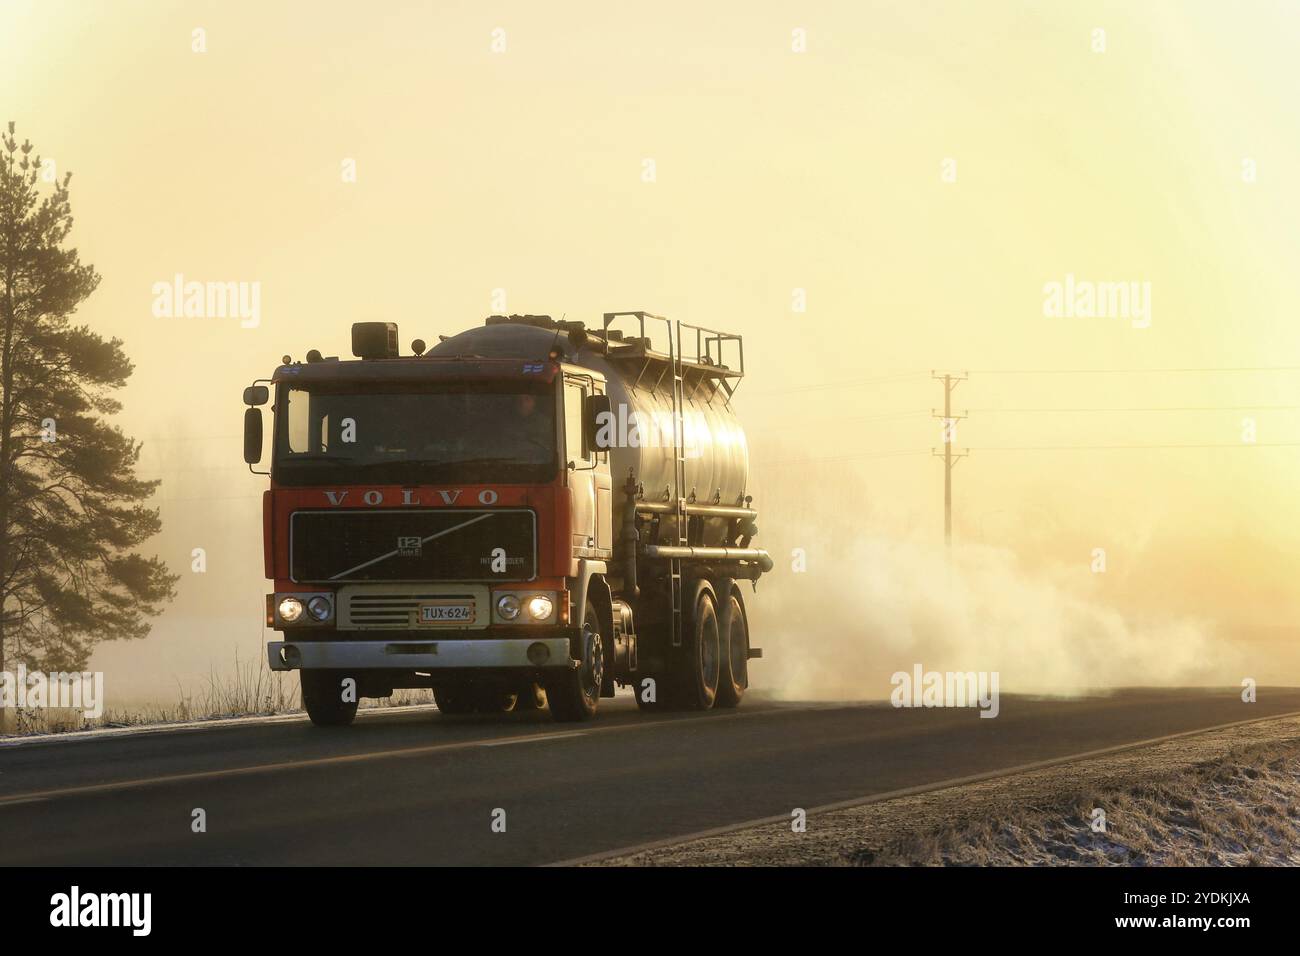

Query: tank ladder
[669,319,688,648]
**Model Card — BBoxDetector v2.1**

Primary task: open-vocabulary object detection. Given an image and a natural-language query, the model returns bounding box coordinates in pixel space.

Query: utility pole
[931,372,968,547]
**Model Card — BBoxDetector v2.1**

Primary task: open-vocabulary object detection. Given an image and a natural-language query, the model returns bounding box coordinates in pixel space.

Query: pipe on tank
[620,471,640,598]
[635,501,757,520]
[640,544,774,573]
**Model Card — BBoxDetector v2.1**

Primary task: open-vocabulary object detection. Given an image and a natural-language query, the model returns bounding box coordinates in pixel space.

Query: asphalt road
[1,687,1297,865]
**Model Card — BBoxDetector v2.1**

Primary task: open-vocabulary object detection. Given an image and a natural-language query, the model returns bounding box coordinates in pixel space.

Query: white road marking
[481,731,587,747]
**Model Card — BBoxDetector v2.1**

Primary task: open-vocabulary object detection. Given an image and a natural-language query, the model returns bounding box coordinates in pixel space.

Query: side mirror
[584,394,612,452]
[243,385,269,406]
[243,408,264,464]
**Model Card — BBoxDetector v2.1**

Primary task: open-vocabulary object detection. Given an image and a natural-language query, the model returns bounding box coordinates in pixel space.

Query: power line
[749,372,930,396]
[750,410,929,434]
[968,442,1300,451]
[752,365,1300,396]
[968,405,1300,413]
[752,439,1300,465]
[966,366,1300,375]
[754,449,930,466]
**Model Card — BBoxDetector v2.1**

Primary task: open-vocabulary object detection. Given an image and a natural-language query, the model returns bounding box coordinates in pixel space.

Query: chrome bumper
[267,638,575,672]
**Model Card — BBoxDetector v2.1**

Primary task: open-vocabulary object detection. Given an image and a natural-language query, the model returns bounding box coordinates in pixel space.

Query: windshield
[272,382,557,486]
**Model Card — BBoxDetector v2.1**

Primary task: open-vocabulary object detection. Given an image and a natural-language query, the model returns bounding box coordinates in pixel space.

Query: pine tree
[0,122,177,723]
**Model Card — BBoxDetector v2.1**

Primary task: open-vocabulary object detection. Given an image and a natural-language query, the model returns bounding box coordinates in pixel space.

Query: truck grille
[337,584,490,630]
[290,509,536,583]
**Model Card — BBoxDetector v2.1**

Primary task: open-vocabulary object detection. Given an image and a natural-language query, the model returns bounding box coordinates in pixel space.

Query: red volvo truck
[242,312,771,725]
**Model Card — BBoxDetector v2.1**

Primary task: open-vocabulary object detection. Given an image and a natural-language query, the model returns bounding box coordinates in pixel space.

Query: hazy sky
[3,1,1297,700]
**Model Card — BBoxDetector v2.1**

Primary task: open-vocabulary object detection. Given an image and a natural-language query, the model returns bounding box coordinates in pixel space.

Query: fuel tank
[429,319,751,542]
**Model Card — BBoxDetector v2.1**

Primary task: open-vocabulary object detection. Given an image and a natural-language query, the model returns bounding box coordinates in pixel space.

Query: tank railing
[677,321,745,377]
[603,311,674,394]
[601,311,672,356]
[675,320,746,404]
[601,312,745,397]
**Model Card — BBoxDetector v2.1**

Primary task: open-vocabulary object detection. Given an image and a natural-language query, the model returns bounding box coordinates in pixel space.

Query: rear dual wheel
[716,590,749,708]
[641,585,747,712]
[672,588,721,710]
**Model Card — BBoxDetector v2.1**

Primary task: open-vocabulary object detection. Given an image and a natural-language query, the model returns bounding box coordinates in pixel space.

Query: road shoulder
[592,713,1300,866]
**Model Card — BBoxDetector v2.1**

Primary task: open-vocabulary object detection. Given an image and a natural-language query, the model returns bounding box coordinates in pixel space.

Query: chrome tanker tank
[430,318,750,546]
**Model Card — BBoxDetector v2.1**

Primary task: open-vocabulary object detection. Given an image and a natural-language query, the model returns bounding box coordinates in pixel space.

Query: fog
[2,1,1295,707]
[752,518,1240,702]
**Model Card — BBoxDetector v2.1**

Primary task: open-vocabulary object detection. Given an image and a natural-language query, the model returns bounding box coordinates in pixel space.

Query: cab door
[591,382,613,554]
[563,375,598,558]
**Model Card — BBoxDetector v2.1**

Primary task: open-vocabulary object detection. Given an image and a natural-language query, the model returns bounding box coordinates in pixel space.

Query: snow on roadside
[595,715,1300,866]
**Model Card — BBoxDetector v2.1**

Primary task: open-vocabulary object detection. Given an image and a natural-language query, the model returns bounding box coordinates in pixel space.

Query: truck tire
[301,670,359,727]
[672,588,720,710]
[546,601,603,722]
[716,589,748,708]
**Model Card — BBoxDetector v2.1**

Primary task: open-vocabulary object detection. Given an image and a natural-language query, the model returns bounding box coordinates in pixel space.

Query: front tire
[301,670,359,727]
[546,601,603,722]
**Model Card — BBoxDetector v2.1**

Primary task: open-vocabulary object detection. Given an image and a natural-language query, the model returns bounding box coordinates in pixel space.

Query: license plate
[418,602,474,624]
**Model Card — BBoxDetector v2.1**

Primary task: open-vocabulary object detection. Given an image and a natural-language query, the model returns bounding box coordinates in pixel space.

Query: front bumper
[267,636,577,672]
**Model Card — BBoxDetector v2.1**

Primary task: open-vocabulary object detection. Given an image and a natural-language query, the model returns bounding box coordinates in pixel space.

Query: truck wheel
[546,602,603,722]
[301,670,359,727]
[673,589,720,710]
[434,686,477,715]
[716,590,748,708]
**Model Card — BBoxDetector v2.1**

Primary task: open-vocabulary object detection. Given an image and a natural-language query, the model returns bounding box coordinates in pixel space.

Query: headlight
[278,597,304,623]
[307,596,332,622]
[526,594,554,621]
[497,594,521,621]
